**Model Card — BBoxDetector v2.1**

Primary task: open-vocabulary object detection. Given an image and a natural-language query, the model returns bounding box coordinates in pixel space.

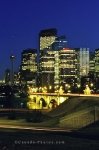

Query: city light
[0,28,99,112]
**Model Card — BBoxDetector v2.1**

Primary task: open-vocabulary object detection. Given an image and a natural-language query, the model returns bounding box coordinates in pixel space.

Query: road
[0,124,72,132]
[0,125,98,150]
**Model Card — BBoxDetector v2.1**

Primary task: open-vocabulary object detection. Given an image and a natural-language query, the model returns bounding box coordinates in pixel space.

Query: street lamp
[90,83,94,88]
[10,55,15,86]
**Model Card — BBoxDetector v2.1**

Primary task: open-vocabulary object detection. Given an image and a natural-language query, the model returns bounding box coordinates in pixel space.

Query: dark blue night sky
[0,0,99,79]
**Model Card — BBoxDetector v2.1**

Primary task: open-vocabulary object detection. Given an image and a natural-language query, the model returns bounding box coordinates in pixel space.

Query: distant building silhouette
[5,69,10,85]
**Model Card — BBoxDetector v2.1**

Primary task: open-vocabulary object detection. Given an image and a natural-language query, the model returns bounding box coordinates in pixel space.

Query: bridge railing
[29,92,99,97]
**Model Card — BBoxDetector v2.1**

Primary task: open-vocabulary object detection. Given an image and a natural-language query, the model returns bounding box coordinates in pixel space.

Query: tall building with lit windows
[54,51,60,86]
[95,49,99,77]
[39,28,57,88]
[39,32,68,87]
[20,49,37,85]
[89,51,95,76]
[40,47,79,88]
[40,48,60,88]
[75,48,89,77]
[52,36,68,86]
[40,48,55,87]
[94,49,99,89]
[59,48,79,85]
[80,48,89,76]
[39,28,57,50]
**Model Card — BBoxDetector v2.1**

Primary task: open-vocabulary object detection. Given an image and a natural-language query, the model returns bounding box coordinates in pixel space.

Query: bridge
[28,93,99,109]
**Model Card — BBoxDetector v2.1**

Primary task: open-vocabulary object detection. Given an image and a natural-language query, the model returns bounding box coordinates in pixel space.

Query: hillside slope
[47,96,99,118]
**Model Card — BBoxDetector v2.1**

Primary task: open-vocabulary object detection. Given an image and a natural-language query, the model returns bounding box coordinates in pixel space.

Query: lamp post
[10,55,15,86]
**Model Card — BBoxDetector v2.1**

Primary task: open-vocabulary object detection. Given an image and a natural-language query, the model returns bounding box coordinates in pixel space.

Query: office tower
[54,50,60,86]
[74,48,90,91]
[40,48,55,88]
[40,47,79,89]
[89,51,95,76]
[52,36,68,86]
[20,49,37,86]
[95,49,99,77]
[94,49,99,90]
[39,28,57,51]
[78,48,89,76]
[40,48,59,88]
[59,48,78,85]
[39,28,57,88]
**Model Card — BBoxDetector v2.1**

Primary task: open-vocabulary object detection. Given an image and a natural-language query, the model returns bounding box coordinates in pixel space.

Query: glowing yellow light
[77,84,80,88]
[49,85,52,89]
[90,83,93,87]
[59,97,65,103]
[84,85,91,95]
[59,86,64,94]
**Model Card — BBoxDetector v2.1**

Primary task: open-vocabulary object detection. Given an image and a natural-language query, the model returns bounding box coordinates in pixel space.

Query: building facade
[40,48,55,89]
[77,48,90,77]
[39,28,57,51]
[89,51,95,76]
[39,47,79,91]
[95,49,99,77]
[39,28,57,89]
[59,48,78,85]
[20,49,37,86]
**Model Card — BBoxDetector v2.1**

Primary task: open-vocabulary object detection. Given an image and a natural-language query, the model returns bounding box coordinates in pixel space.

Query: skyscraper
[39,47,79,90]
[95,49,99,77]
[77,48,89,77]
[89,51,95,76]
[94,49,99,90]
[39,28,57,88]
[40,48,55,88]
[39,28,57,51]
[59,48,78,85]
[20,49,37,86]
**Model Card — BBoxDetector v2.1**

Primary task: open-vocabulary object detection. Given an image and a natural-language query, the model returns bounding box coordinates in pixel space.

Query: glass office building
[39,28,57,51]
[20,49,37,85]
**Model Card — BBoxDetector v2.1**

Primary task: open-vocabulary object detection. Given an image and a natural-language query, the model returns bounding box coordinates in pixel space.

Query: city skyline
[0,0,99,79]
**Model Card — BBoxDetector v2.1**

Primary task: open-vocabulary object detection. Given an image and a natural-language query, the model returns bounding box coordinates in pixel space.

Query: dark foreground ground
[0,128,99,150]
